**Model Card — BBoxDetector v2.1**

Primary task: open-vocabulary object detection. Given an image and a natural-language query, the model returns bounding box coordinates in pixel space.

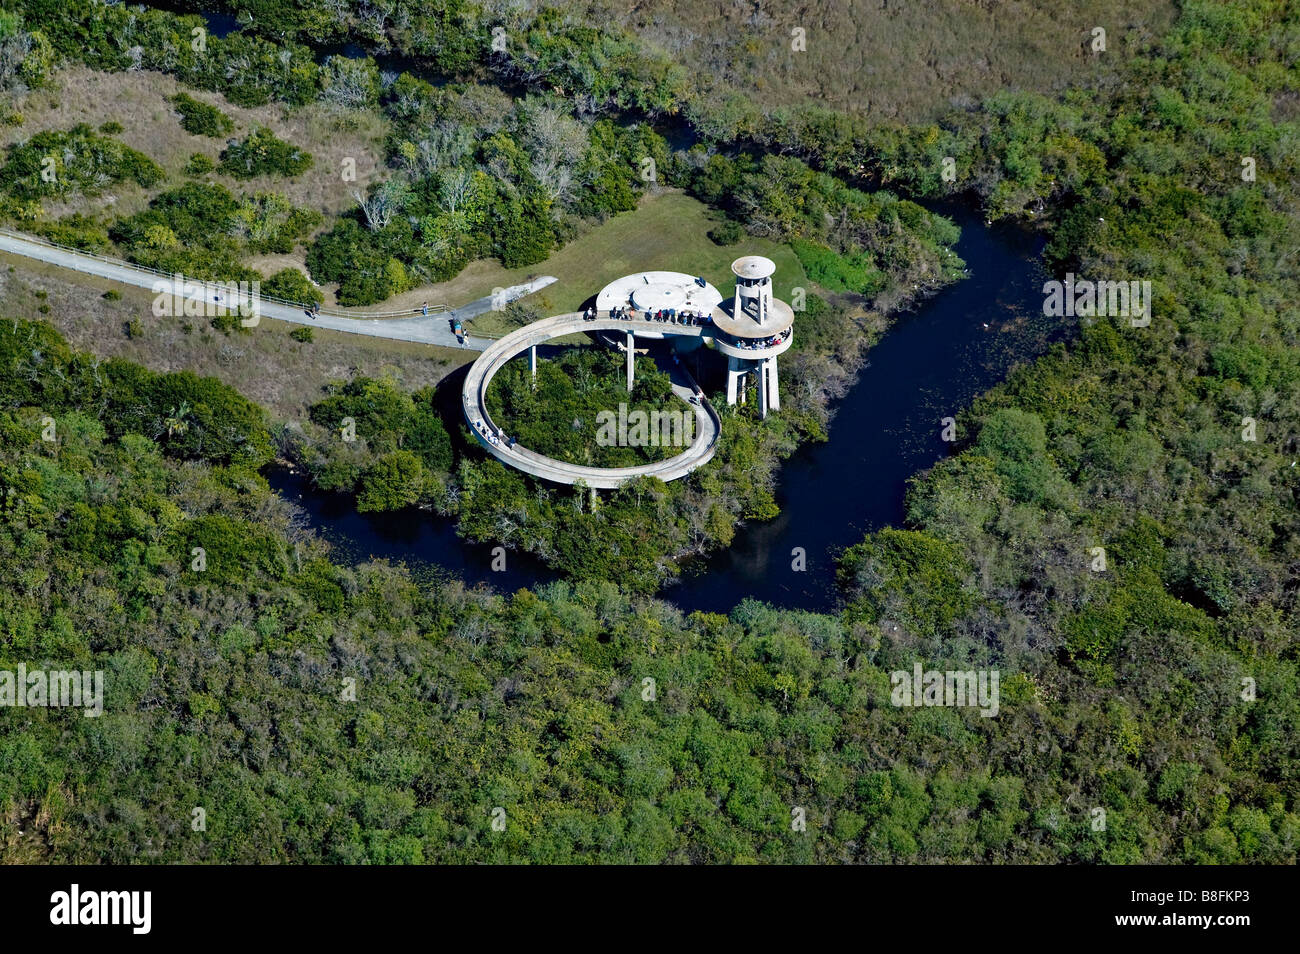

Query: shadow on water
[266,362,562,594]
[269,467,560,593]
[266,202,1067,614]
[158,3,1068,610]
[665,203,1063,613]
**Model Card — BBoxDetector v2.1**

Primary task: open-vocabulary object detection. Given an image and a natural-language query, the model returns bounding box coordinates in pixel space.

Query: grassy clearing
[3,65,387,225]
[1,189,798,418]
[430,189,809,337]
[0,255,468,422]
[624,0,1177,121]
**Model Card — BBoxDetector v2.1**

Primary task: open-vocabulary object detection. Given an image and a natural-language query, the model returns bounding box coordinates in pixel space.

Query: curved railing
[462,311,720,489]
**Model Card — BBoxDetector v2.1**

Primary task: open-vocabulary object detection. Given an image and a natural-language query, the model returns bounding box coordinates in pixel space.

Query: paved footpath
[0,229,555,352]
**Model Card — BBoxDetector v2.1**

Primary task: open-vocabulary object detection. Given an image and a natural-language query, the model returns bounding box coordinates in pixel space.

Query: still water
[268,203,1065,614]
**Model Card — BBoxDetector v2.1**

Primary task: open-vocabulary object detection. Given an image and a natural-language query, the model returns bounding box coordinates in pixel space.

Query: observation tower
[709,255,794,418]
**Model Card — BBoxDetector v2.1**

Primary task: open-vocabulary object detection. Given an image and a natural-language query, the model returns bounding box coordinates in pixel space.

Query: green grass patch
[463,191,808,335]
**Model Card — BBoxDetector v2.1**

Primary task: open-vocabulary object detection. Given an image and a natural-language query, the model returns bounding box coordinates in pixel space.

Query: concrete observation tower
[709,255,795,418]
[461,255,796,489]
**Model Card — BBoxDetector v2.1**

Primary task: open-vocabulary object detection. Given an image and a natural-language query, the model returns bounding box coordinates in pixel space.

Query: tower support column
[530,345,537,388]
[758,360,769,418]
[767,355,780,412]
[626,331,635,392]
[726,353,745,406]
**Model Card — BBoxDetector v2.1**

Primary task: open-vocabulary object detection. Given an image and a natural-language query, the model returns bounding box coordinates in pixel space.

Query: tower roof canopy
[731,255,776,280]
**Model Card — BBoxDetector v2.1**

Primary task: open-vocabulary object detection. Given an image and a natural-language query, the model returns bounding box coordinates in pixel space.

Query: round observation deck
[595,271,723,316]
[631,282,690,313]
[709,296,796,339]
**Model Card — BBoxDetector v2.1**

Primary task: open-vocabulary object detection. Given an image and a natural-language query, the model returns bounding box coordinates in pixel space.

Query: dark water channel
[162,8,1065,612]
[267,203,1066,613]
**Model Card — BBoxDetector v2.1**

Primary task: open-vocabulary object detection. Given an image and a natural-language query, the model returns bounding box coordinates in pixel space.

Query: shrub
[289,327,313,343]
[209,312,242,335]
[184,153,216,176]
[264,268,324,305]
[0,13,54,90]
[34,213,111,252]
[98,120,124,135]
[707,220,743,245]
[99,362,274,468]
[229,194,320,254]
[973,408,1069,506]
[319,55,381,111]
[357,450,425,512]
[490,194,555,268]
[0,124,163,199]
[110,182,260,282]
[306,219,408,305]
[219,127,314,179]
[102,289,121,301]
[182,514,286,583]
[171,93,234,137]
[303,378,452,493]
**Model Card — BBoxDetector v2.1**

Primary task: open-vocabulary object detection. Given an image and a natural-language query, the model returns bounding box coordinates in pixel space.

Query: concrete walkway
[0,228,555,351]
[462,312,720,489]
[1,228,722,488]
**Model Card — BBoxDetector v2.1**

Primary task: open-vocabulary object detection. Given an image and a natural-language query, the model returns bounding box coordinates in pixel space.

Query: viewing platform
[595,271,723,340]
[461,311,718,490]
[460,255,796,488]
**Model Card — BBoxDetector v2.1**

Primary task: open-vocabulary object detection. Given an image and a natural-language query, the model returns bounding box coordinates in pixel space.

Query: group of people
[646,308,707,326]
[733,330,790,350]
[589,304,709,326]
[474,419,515,450]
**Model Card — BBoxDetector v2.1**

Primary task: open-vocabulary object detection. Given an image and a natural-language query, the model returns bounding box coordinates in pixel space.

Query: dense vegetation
[0,7,51,92]
[109,181,318,282]
[1,315,1293,863]
[294,376,452,513]
[486,347,683,467]
[219,127,314,179]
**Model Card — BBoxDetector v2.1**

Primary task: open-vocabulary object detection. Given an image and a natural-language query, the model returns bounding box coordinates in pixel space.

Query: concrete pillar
[626,331,634,392]
[758,360,769,419]
[768,355,780,412]
[530,345,537,388]
[726,354,744,406]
